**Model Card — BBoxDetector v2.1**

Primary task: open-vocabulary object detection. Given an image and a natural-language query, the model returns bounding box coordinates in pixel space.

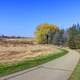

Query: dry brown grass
[0,39,57,64]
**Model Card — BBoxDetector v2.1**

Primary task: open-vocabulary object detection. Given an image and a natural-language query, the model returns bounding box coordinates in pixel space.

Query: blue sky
[0,0,80,37]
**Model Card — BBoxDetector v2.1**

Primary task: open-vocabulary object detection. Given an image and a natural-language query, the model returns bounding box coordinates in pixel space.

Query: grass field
[69,50,80,80]
[0,38,68,77]
[0,44,58,64]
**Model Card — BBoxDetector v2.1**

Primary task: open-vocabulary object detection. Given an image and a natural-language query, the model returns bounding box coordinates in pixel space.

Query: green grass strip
[69,64,80,80]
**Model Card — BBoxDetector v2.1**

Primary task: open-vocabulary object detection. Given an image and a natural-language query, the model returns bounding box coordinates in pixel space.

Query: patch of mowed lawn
[0,49,68,77]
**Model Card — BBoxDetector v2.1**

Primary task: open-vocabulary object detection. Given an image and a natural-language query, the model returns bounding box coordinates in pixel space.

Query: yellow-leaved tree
[35,23,59,44]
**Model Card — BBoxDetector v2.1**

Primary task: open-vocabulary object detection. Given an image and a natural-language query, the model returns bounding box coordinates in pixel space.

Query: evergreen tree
[67,24,80,49]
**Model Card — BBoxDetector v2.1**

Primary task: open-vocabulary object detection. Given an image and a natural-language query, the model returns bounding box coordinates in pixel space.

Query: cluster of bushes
[35,23,80,49]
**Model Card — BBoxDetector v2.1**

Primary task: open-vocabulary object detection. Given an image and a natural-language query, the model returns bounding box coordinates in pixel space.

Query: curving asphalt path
[1,49,80,80]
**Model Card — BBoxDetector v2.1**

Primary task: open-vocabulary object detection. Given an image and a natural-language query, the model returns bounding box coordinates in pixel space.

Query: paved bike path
[1,49,80,80]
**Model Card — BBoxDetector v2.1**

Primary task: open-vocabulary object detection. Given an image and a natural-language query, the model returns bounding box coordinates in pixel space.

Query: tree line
[0,35,28,39]
[35,23,80,49]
